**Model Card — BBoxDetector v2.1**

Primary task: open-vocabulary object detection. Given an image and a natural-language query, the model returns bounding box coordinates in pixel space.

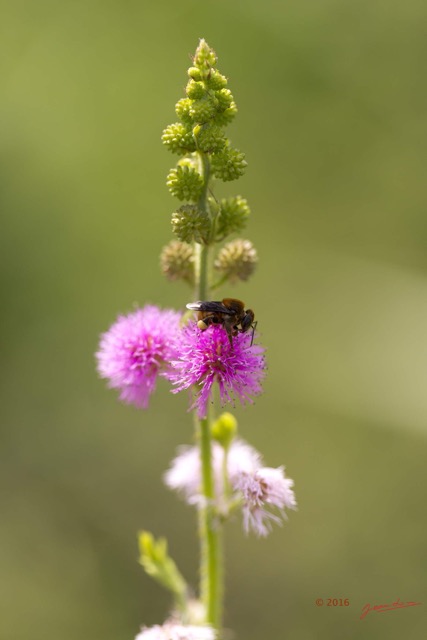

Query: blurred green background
[1,1,427,639]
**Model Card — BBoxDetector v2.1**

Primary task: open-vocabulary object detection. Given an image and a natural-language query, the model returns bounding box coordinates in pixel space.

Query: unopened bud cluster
[162,39,240,159]
[160,39,258,288]
[167,165,203,202]
[171,205,210,245]
[214,196,250,241]
[160,240,195,285]
[214,239,258,283]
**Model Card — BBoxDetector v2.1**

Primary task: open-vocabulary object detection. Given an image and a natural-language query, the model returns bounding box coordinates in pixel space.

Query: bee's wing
[186,301,203,310]
[186,300,234,314]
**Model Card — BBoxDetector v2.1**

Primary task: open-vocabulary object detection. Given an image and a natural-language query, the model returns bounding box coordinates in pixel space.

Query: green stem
[197,414,223,628]
[194,150,211,301]
[194,149,223,632]
[197,151,211,214]
[194,243,209,301]
[222,445,231,502]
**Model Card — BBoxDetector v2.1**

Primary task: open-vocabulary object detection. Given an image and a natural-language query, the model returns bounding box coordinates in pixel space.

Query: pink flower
[233,466,297,537]
[164,438,261,504]
[169,324,266,418]
[135,624,216,640]
[96,305,181,408]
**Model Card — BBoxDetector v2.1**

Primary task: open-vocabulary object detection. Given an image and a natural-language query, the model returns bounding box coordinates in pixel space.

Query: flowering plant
[96,40,296,639]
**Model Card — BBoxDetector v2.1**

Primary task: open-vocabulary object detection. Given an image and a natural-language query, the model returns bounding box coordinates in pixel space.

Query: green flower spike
[156,39,276,638]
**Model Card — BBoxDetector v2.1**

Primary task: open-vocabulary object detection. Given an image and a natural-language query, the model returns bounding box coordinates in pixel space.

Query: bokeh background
[2,1,427,639]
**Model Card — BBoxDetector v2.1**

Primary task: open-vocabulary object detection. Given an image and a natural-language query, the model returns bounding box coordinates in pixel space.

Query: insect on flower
[186,298,257,346]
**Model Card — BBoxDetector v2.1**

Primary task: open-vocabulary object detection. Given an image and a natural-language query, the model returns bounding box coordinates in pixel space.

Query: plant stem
[194,149,223,631]
[197,414,223,629]
[194,150,210,301]
[194,242,209,301]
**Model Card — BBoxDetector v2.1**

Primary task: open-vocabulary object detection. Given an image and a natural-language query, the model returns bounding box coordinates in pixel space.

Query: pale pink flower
[233,466,297,537]
[135,623,216,640]
[164,438,261,505]
[163,445,202,504]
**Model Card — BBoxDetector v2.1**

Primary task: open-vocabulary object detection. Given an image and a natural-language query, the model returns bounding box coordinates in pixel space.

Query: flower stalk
[96,38,296,640]
[197,414,223,629]
[194,145,223,630]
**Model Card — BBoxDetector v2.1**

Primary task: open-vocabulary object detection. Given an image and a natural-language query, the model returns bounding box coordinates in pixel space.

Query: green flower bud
[188,66,202,81]
[172,205,211,244]
[213,102,238,126]
[195,123,226,153]
[214,238,258,283]
[186,80,206,100]
[138,531,187,603]
[207,70,228,90]
[216,88,233,110]
[177,153,198,170]
[211,412,238,448]
[167,165,203,201]
[175,98,193,125]
[215,196,250,239]
[162,123,196,154]
[160,240,195,285]
[211,146,247,181]
[189,97,217,124]
[193,39,217,69]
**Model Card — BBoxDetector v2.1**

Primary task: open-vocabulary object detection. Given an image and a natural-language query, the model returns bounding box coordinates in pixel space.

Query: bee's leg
[223,318,235,347]
[226,329,234,347]
[197,314,216,330]
[250,321,258,346]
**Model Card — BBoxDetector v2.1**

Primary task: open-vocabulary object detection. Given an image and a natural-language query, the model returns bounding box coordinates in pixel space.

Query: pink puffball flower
[169,323,266,418]
[164,438,262,505]
[233,466,297,537]
[96,305,181,408]
[135,624,216,640]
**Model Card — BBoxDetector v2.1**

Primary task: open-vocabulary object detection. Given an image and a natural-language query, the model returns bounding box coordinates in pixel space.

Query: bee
[186,298,257,346]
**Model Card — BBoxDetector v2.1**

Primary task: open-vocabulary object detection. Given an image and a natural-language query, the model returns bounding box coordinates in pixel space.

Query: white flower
[135,623,216,640]
[163,445,202,503]
[164,439,261,505]
[233,466,297,537]
[227,439,261,484]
